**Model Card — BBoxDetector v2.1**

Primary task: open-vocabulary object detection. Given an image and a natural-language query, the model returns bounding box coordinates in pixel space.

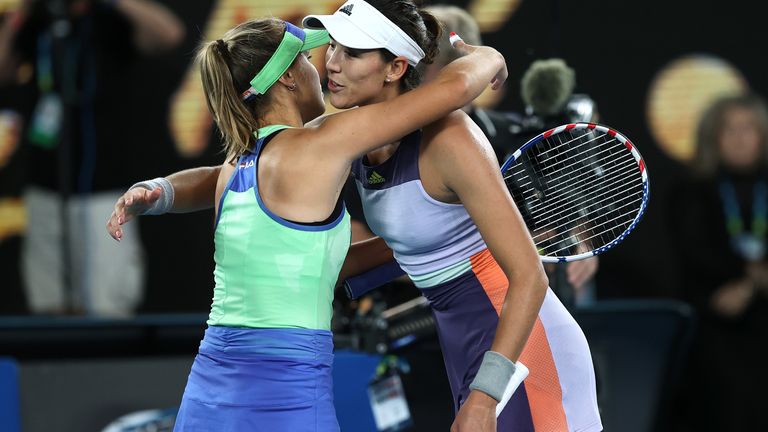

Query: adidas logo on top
[368,170,386,185]
[338,3,354,15]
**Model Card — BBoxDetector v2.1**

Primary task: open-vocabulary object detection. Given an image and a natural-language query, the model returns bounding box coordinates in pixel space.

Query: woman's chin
[329,95,355,110]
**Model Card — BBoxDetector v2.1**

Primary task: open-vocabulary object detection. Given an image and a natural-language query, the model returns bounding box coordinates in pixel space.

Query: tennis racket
[344,123,649,299]
[501,122,649,262]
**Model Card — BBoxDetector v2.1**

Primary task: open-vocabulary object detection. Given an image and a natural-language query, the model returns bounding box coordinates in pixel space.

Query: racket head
[501,123,649,263]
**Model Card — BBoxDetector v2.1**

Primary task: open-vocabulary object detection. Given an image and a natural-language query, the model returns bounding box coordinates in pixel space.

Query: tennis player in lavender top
[108,1,601,431]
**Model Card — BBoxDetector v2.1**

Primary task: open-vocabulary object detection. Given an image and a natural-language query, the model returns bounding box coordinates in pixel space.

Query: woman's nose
[325,49,341,72]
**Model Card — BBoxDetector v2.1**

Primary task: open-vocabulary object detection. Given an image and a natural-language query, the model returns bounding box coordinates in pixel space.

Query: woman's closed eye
[346,48,366,58]
[328,41,363,58]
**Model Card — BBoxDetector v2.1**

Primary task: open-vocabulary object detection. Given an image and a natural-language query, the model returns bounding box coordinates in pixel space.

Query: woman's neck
[258,98,304,129]
[366,141,402,165]
[369,84,405,106]
[364,87,408,162]
[258,114,303,129]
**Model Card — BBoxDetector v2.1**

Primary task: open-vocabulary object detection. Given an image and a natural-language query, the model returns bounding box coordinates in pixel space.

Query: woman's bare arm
[336,236,394,285]
[429,112,548,428]
[106,166,221,240]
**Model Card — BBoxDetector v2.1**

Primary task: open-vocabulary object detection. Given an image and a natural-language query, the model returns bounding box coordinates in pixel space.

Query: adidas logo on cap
[338,3,354,15]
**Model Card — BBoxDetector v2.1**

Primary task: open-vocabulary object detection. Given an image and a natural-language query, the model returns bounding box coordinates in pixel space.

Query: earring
[385,78,391,83]
[287,83,296,91]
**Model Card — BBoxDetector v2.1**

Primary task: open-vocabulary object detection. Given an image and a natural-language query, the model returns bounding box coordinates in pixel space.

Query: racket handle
[495,362,529,418]
[343,260,406,300]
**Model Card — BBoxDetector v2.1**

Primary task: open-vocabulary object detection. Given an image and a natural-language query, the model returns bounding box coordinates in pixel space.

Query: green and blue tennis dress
[174,126,350,431]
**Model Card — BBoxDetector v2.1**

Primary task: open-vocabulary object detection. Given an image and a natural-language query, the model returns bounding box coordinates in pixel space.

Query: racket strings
[531,134,612,177]
[507,152,634,199]
[508,134,636,220]
[523,128,604,161]
[504,129,645,258]
[545,206,641,255]
[503,132,612,185]
[510,133,625,191]
[530,185,644,243]
[516,153,638,217]
[540,198,643,252]
[521,162,642,224]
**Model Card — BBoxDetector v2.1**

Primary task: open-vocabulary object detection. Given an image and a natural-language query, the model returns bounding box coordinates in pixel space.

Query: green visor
[241,22,329,100]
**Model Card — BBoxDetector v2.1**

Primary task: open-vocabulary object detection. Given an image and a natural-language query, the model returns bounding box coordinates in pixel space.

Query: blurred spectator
[669,93,768,431]
[0,0,184,316]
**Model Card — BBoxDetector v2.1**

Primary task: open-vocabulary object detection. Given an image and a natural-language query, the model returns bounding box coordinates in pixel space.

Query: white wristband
[129,177,174,215]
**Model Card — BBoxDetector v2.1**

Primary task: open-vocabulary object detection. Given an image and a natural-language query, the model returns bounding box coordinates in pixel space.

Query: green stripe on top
[256,124,292,138]
[409,257,472,288]
[207,126,351,330]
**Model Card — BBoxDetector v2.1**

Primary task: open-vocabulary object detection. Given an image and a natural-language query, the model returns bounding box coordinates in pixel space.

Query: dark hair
[692,93,768,178]
[366,0,442,90]
[197,19,285,158]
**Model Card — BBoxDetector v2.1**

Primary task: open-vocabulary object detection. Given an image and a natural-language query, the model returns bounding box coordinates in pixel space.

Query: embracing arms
[302,40,507,171]
[107,39,508,240]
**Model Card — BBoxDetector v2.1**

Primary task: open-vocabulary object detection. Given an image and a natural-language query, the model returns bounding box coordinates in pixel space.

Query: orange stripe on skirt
[470,249,569,431]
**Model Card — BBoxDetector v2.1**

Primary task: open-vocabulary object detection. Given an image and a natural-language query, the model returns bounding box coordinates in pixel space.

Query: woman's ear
[385,56,409,83]
[278,70,297,91]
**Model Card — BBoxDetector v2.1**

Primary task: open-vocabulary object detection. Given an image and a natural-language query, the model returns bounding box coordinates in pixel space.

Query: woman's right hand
[106,187,162,241]
[450,390,497,432]
[450,38,508,91]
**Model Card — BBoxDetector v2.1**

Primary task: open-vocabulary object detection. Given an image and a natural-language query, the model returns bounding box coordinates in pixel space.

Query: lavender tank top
[351,130,486,280]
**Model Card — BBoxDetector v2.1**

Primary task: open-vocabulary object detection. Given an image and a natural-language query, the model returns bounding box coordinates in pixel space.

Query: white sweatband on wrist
[129,177,175,215]
[469,351,517,403]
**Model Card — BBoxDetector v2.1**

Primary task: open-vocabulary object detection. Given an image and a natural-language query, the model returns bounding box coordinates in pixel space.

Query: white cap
[302,0,426,67]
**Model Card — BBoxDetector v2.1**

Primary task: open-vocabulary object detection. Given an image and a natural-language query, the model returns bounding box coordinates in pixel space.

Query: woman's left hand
[450,390,497,432]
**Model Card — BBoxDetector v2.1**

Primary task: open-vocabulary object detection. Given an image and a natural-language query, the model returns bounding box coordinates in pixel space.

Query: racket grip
[343,260,406,300]
[495,362,529,418]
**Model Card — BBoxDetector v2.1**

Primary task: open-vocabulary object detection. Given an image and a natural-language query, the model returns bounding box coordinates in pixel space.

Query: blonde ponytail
[196,19,284,159]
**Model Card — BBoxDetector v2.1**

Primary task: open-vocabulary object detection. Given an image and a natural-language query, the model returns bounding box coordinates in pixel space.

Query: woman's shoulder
[422,110,486,149]
[421,109,496,162]
[423,109,471,134]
